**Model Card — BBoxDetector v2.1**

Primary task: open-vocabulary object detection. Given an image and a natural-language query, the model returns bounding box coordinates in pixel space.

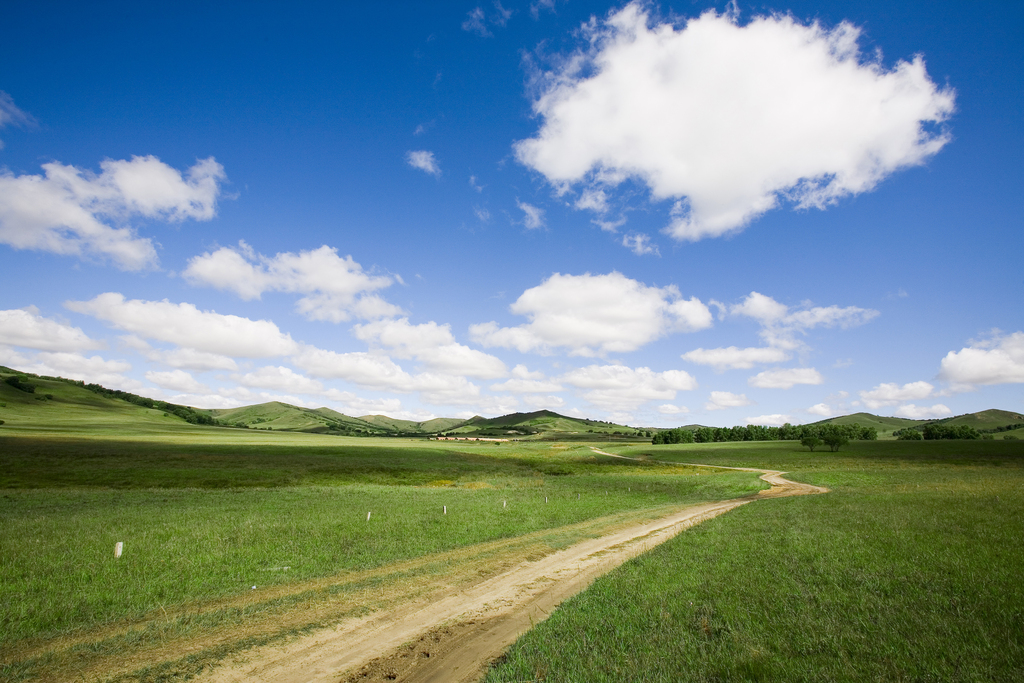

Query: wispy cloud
[405,150,441,177]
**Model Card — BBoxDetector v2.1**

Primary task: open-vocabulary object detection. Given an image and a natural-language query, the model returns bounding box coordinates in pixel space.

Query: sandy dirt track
[198,457,826,683]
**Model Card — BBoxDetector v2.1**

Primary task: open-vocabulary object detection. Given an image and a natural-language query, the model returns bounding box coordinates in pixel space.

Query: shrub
[3,375,35,393]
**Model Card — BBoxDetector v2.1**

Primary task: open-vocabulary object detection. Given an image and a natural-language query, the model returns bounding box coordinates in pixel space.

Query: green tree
[800,435,823,452]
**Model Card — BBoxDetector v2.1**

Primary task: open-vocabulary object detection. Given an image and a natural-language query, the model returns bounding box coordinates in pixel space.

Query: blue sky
[0,0,1021,426]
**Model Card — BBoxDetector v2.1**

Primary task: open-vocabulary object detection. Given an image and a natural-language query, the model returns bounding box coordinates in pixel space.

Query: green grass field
[5,375,1023,681]
[0,433,763,649]
[485,440,1024,682]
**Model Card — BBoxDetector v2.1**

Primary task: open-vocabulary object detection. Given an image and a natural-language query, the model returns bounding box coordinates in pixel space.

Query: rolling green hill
[811,409,1024,439]
[357,414,467,434]
[0,366,213,436]
[206,402,385,435]
[4,364,1022,441]
[447,410,646,440]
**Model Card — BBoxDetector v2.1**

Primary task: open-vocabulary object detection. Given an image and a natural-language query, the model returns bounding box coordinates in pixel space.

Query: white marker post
[443,505,447,515]
[367,511,372,521]
[114,542,123,558]
[503,500,507,508]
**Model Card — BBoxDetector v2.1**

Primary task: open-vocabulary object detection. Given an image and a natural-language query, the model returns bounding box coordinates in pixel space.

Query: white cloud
[517,200,545,229]
[748,367,824,389]
[291,346,414,389]
[184,242,400,323]
[859,380,933,409]
[705,391,752,411]
[522,394,566,409]
[289,344,483,406]
[658,403,690,415]
[21,351,137,389]
[0,156,225,269]
[681,345,789,370]
[406,150,441,177]
[490,376,564,393]
[515,4,954,241]
[576,188,609,213]
[145,369,210,394]
[745,413,793,426]
[470,271,712,356]
[121,336,239,372]
[561,364,697,410]
[807,403,833,417]
[233,366,324,395]
[731,291,878,350]
[731,292,789,324]
[938,331,1024,385]
[894,403,952,419]
[622,233,658,256]
[352,317,507,379]
[323,390,404,417]
[474,206,491,222]
[66,293,298,358]
[0,345,31,368]
[0,306,102,352]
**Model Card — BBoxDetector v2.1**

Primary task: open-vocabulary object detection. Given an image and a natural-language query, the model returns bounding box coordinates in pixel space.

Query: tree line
[894,424,982,440]
[77,381,217,425]
[652,422,876,447]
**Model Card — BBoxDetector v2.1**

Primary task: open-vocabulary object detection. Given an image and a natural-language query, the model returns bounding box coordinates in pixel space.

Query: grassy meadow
[0,430,764,650]
[485,439,1024,682]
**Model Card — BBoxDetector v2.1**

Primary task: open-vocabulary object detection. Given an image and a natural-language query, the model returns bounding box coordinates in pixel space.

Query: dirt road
[198,458,826,683]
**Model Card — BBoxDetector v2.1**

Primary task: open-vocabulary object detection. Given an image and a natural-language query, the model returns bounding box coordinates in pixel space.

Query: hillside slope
[449,410,645,440]
[0,366,208,436]
[207,402,383,435]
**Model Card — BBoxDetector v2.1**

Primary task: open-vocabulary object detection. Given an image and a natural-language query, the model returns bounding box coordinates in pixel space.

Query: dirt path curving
[197,458,826,683]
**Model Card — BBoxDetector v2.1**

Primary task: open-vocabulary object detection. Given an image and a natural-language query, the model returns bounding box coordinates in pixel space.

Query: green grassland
[486,439,1024,682]
[5,366,1024,680]
[0,432,764,648]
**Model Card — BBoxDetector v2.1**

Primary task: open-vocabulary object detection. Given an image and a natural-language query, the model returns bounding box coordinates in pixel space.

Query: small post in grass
[503,500,507,508]
[443,505,447,515]
[366,511,372,521]
[114,541,123,558]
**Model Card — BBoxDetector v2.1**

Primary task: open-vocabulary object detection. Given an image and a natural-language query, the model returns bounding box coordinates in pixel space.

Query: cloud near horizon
[561,363,697,411]
[0,306,102,352]
[515,3,955,241]
[66,293,299,358]
[859,380,934,409]
[938,331,1024,385]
